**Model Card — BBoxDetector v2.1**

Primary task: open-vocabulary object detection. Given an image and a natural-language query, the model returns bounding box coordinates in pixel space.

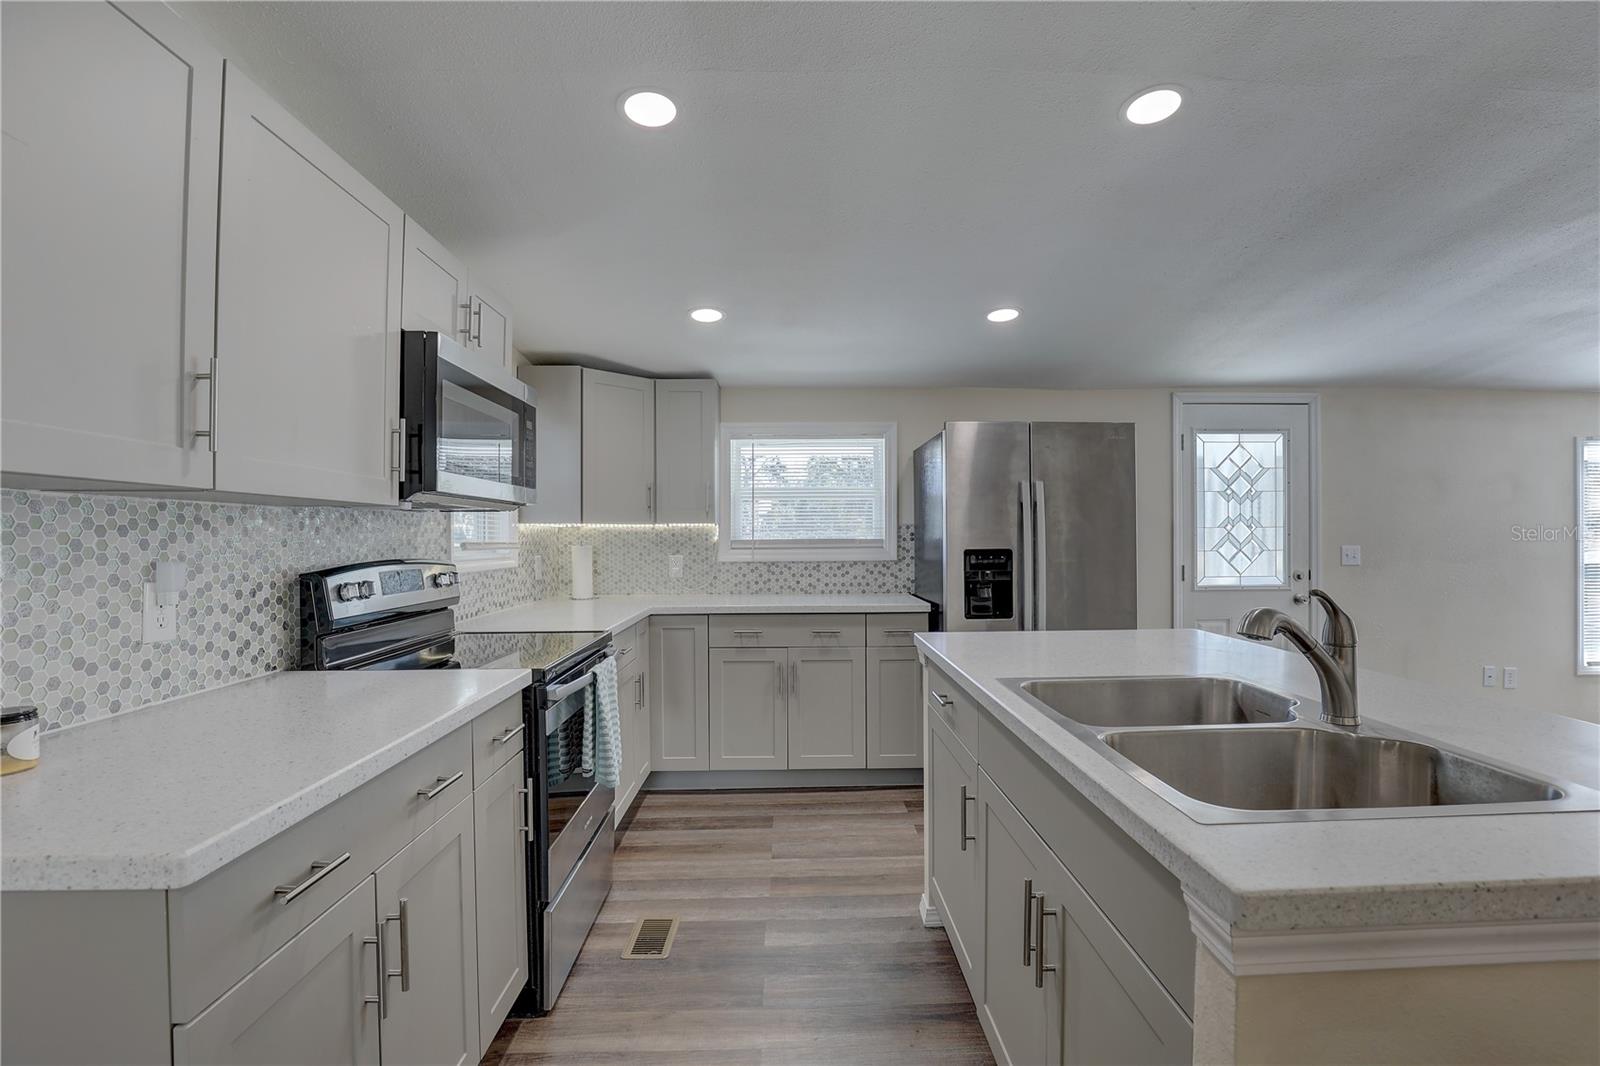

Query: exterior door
[214,65,403,506]
[709,647,788,769]
[788,647,867,769]
[172,876,380,1065]
[472,758,529,1055]
[375,797,479,1066]
[401,218,469,338]
[581,369,655,522]
[1029,423,1138,630]
[1176,401,1314,637]
[1,0,220,490]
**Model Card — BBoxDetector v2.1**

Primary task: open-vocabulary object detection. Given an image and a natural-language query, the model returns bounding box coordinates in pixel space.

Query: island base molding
[1185,890,1600,976]
[918,892,943,928]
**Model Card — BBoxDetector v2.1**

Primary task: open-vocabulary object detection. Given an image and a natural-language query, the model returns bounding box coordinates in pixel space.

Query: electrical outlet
[1340,545,1362,566]
[1481,665,1498,688]
[533,554,543,581]
[669,554,684,580]
[142,582,176,644]
[1503,666,1519,690]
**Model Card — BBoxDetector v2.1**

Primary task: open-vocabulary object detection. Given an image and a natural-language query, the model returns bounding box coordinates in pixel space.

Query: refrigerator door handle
[1032,479,1047,630]
[1018,481,1034,630]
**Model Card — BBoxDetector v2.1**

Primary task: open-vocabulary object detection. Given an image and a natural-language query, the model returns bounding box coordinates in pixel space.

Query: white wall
[722,386,1600,721]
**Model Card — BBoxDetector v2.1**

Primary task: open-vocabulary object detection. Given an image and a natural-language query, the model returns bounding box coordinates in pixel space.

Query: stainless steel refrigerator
[914,421,1137,631]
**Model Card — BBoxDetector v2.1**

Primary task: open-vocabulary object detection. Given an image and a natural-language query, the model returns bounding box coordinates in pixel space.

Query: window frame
[1578,437,1600,675]
[450,509,520,573]
[717,422,898,563]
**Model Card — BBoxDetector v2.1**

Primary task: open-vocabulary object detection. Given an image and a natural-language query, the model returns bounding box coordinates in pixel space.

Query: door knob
[1292,593,1309,604]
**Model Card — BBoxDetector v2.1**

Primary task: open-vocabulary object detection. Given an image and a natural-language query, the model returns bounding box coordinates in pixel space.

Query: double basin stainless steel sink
[1006,676,1600,824]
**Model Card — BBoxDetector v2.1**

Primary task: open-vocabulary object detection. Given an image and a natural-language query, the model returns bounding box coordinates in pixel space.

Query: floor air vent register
[622,917,679,960]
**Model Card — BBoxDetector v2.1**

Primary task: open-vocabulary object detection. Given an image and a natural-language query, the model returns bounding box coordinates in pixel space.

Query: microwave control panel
[963,549,1014,620]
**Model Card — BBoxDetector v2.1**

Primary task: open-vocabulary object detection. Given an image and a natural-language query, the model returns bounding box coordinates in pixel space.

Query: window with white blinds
[719,423,897,561]
[451,510,518,571]
[1580,438,1600,674]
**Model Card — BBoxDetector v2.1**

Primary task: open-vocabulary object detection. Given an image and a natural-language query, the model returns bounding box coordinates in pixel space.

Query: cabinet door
[709,648,789,770]
[654,379,719,523]
[613,658,643,819]
[1,0,219,490]
[468,281,513,368]
[633,633,653,791]
[581,369,655,522]
[928,711,983,990]
[979,769,1058,1066]
[650,616,709,770]
[472,759,529,1056]
[788,647,866,769]
[867,648,923,768]
[173,875,380,1066]
[401,217,469,338]
[214,66,403,506]
[376,797,479,1066]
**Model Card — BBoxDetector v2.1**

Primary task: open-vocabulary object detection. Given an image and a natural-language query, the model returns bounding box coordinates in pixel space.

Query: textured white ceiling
[177,2,1599,390]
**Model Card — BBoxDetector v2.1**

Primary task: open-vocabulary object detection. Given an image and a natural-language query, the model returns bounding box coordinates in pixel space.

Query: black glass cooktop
[453,630,609,679]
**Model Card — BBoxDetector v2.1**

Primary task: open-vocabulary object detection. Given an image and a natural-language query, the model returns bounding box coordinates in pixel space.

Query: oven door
[401,330,536,509]
[540,675,614,898]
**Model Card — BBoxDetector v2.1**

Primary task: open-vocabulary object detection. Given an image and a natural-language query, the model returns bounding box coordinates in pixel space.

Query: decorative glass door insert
[1195,431,1288,588]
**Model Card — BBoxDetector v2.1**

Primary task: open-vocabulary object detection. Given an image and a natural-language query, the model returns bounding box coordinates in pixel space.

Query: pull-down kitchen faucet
[1238,589,1359,729]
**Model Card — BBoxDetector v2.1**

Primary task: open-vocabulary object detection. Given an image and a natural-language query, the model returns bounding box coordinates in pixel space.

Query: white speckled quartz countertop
[916,628,1600,932]
[457,593,930,634]
[0,669,531,892]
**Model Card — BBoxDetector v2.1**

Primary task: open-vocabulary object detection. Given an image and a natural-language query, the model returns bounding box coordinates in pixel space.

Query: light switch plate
[1340,545,1362,566]
[1481,665,1498,688]
[142,583,176,644]
[1503,666,1519,690]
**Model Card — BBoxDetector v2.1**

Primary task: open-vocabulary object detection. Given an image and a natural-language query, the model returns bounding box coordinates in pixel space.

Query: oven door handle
[544,647,616,703]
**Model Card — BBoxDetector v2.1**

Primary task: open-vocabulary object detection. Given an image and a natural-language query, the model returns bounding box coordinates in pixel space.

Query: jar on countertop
[1,706,41,776]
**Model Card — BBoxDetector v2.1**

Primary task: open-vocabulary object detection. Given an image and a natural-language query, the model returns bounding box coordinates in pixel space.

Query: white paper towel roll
[570,545,594,600]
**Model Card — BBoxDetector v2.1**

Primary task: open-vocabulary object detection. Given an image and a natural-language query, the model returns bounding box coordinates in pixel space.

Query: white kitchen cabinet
[171,875,380,1066]
[375,796,480,1066]
[466,279,515,369]
[928,706,983,990]
[709,648,790,770]
[615,647,652,820]
[654,379,719,523]
[581,369,656,522]
[1,0,221,491]
[788,647,867,769]
[213,65,403,506]
[401,217,470,339]
[650,616,710,770]
[519,365,582,523]
[472,758,529,1056]
[867,648,923,768]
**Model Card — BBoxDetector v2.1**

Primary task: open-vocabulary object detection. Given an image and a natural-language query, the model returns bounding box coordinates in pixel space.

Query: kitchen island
[916,628,1600,1065]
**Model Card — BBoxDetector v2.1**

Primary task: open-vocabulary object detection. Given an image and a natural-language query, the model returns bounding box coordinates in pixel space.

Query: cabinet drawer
[977,711,1195,1016]
[709,613,865,648]
[925,665,979,762]
[471,693,526,786]
[614,620,645,673]
[866,612,930,646]
[168,725,472,1022]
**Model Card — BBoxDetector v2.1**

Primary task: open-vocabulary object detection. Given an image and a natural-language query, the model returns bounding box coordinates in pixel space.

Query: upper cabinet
[467,281,515,370]
[520,368,717,526]
[582,369,656,523]
[654,380,719,523]
[1,1,222,491]
[212,65,403,506]
[402,219,471,339]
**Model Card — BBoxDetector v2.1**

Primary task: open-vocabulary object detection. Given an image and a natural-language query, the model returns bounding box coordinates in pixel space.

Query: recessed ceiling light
[1122,87,1182,125]
[986,308,1020,323]
[621,90,677,128]
[689,308,724,323]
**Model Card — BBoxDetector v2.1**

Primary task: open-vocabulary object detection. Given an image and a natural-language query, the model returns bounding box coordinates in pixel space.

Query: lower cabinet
[172,874,381,1065]
[866,647,922,768]
[375,797,480,1066]
[651,615,710,770]
[928,708,983,987]
[473,758,529,1055]
[789,647,867,769]
[709,648,789,769]
[615,650,652,818]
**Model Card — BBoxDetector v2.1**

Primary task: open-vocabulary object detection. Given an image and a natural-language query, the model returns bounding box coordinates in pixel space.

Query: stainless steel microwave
[400,330,536,510]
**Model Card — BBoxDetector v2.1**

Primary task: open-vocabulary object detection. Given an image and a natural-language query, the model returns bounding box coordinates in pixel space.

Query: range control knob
[359,581,375,597]
[431,572,456,588]
[334,582,361,603]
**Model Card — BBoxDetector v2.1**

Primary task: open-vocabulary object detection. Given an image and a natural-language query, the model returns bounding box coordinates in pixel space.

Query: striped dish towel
[582,654,624,789]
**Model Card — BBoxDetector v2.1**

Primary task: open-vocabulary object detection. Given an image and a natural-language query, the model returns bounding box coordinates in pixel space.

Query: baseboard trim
[642,768,923,791]
[1186,890,1600,976]
[920,893,945,928]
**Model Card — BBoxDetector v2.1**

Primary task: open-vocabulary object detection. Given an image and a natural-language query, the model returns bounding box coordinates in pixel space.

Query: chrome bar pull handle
[959,785,977,850]
[471,301,483,346]
[1034,896,1059,989]
[192,362,218,451]
[417,771,463,800]
[930,691,954,707]
[491,723,526,746]
[396,417,407,480]
[396,897,411,992]
[519,777,535,840]
[1022,878,1036,966]
[273,852,351,904]
[361,934,382,1011]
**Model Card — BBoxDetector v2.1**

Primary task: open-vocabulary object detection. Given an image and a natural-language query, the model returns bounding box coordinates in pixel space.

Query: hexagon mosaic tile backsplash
[1,489,915,732]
